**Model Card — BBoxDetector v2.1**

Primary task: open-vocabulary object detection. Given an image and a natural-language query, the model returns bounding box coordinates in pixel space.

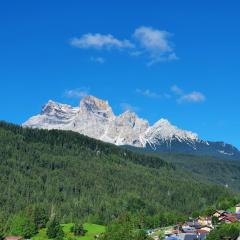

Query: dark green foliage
[104,227,145,240]
[216,197,238,210]
[157,152,240,191]
[206,223,240,240]
[46,218,64,239]
[202,206,217,217]
[6,213,37,238]
[0,121,234,225]
[199,197,240,217]
[191,211,200,218]
[155,212,186,227]
[211,216,218,226]
[26,205,49,229]
[70,222,87,236]
[99,213,153,240]
[0,223,5,240]
[0,121,170,171]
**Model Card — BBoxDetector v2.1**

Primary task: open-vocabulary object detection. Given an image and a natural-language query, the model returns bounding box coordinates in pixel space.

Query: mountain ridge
[23,95,240,160]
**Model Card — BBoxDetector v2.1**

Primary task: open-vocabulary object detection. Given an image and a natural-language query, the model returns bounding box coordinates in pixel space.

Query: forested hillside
[156,153,240,191]
[125,146,240,192]
[0,121,233,225]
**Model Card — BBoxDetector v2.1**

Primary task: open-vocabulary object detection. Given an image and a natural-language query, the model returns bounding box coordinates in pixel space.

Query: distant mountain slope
[143,138,240,160]
[0,121,232,223]
[23,96,240,160]
[154,152,240,192]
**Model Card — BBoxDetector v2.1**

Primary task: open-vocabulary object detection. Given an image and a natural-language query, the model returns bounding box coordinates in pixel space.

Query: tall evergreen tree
[0,224,5,240]
[46,218,64,240]
[71,222,87,236]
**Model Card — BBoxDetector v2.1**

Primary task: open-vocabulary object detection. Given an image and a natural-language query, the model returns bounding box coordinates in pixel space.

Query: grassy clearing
[33,223,106,240]
[227,207,236,213]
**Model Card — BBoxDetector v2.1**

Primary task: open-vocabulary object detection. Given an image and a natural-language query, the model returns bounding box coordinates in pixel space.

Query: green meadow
[33,223,106,240]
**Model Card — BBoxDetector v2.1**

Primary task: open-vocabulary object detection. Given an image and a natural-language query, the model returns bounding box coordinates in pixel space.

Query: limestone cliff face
[23,95,240,159]
[23,95,197,147]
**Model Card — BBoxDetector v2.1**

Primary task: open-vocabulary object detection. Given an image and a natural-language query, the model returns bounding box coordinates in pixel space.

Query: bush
[46,218,64,240]
[207,223,240,240]
[211,216,218,226]
[70,223,87,236]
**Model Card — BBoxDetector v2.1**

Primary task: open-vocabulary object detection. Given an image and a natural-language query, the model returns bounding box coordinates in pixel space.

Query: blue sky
[0,0,240,147]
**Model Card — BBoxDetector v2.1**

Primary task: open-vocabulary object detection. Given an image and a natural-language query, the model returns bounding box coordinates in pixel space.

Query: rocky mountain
[23,96,240,160]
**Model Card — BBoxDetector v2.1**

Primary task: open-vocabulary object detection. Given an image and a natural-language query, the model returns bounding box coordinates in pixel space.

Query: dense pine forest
[0,121,235,226]
[157,152,240,191]
[125,147,240,192]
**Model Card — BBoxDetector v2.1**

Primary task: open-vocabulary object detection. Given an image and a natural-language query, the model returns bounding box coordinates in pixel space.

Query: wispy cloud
[171,85,184,95]
[70,33,134,50]
[120,102,139,112]
[171,85,206,104]
[70,26,177,65]
[133,26,178,65]
[90,56,106,64]
[136,88,161,98]
[177,91,206,104]
[64,88,89,99]
[129,50,143,57]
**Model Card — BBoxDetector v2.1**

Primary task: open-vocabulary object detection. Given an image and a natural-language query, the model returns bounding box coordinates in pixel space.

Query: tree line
[0,122,234,229]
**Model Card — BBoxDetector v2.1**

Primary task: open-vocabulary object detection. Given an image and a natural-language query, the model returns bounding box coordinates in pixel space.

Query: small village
[146,203,240,240]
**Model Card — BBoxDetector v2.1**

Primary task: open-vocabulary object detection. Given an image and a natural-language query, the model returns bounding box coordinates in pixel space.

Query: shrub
[70,223,87,236]
[207,223,240,240]
[46,218,64,240]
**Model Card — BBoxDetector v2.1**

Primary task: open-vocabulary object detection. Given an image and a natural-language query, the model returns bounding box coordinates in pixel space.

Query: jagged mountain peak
[120,110,137,116]
[79,95,114,119]
[152,118,172,129]
[149,118,198,141]
[42,100,60,113]
[80,95,111,111]
[119,110,144,123]
[23,95,240,160]
[42,100,75,115]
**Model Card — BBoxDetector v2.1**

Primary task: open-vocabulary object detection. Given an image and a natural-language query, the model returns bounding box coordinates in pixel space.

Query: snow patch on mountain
[143,118,198,150]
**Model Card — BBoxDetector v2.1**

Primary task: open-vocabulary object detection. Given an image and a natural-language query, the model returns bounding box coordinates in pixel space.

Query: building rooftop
[5,236,22,240]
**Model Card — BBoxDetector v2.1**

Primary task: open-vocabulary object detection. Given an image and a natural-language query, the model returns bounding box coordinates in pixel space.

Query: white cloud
[70,26,177,65]
[177,91,206,104]
[171,85,206,104]
[70,33,134,50]
[133,26,177,64]
[136,88,161,98]
[90,56,106,64]
[64,88,89,99]
[167,53,178,61]
[120,102,139,112]
[171,85,184,95]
